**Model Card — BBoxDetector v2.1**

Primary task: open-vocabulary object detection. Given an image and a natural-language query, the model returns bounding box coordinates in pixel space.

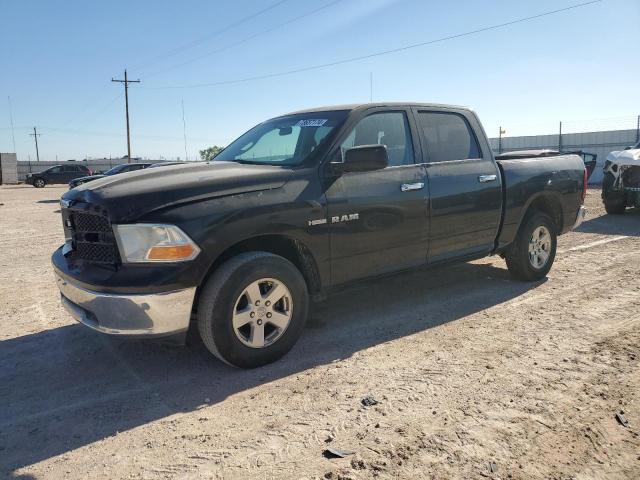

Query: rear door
[325,108,429,284]
[62,165,81,182]
[412,108,502,262]
[46,166,64,183]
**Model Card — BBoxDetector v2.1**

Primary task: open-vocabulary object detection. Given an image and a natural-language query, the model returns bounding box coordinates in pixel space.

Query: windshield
[104,164,127,175]
[215,110,349,166]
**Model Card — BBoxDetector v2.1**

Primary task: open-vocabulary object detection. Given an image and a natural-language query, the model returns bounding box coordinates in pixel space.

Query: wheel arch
[196,234,322,306]
[518,192,563,234]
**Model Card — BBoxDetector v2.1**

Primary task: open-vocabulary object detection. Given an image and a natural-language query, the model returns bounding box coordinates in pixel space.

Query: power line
[71,92,123,129]
[37,125,211,143]
[131,0,289,72]
[141,0,344,79]
[145,0,602,90]
[112,70,140,162]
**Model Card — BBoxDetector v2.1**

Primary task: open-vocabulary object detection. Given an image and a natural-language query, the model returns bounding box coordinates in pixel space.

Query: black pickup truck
[53,103,587,368]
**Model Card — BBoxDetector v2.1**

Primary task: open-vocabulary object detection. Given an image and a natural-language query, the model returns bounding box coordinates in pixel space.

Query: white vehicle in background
[602,140,640,214]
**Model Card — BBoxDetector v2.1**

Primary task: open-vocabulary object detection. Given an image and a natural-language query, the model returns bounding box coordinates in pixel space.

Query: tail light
[581,168,587,203]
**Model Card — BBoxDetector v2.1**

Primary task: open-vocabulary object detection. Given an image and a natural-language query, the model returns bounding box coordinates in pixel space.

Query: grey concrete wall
[489,129,639,184]
[0,153,19,184]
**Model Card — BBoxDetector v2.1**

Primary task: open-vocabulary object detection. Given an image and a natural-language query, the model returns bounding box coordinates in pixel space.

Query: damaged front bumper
[54,271,196,338]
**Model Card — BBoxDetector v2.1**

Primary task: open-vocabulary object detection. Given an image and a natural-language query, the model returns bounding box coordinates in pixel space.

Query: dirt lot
[0,185,638,480]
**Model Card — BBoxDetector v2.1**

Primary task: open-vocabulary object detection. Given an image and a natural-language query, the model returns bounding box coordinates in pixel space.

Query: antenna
[181,98,189,161]
[369,72,373,102]
[7,96,16,153]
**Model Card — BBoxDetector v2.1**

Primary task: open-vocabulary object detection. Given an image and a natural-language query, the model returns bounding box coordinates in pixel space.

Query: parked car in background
[602,140,640,214]
[53,102,587,368]
[26,164,92,188]
[69,163,152,189]
[495,149,597,181]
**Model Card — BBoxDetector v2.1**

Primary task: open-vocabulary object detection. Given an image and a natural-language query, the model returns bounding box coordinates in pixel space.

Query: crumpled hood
[606,148,640,167]
[62,161,293,222]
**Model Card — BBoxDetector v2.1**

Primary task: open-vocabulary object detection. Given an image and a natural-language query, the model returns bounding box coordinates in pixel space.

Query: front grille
[67,210,119,264]
[622,166,640,188]
[75,242,117,263]
[73,212,112,233]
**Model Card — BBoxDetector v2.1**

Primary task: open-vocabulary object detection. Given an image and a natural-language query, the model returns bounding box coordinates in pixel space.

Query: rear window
[416,112,481,162]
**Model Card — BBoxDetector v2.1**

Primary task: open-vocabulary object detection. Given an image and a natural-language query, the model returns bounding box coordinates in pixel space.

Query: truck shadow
[1,260,540,475]
[576,207,640,237]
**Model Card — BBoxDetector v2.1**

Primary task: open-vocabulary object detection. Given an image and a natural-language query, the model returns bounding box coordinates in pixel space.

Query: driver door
[325,109,429,284]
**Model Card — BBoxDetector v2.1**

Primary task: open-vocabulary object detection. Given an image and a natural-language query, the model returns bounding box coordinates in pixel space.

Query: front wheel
[505,212,557,281]
[33,178,45,188]
[197,252,309,368]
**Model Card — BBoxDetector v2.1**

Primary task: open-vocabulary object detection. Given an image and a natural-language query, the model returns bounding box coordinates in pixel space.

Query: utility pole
[498,127,505,154]
[29,127,41,162]
[369,72,373,102]
[111,70,140,163]
[558,121,563,152]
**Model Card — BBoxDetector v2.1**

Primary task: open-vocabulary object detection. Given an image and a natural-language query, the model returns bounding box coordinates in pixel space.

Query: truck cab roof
[283,102,470,116]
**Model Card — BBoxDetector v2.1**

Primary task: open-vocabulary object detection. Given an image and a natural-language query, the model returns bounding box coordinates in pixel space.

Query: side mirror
[334,145,388,174]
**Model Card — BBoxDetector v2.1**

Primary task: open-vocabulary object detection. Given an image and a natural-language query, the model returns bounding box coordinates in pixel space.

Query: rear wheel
[33,178,45,188]
[505,212,557,281]
[197,252,309,368]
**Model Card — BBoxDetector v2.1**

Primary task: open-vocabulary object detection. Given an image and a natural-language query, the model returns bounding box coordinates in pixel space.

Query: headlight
[113,224,200,263]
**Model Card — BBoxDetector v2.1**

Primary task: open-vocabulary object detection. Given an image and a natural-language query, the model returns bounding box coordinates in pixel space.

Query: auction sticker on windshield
[295,119,328,127]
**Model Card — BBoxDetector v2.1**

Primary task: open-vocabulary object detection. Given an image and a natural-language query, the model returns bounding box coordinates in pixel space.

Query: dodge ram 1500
[53,103,587,368]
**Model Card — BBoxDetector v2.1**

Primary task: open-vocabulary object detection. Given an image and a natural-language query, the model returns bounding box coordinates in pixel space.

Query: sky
[1,0,638,162]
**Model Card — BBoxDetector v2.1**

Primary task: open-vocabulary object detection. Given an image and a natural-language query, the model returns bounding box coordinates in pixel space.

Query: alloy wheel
[528,225,551,269]
[232,278,293,348]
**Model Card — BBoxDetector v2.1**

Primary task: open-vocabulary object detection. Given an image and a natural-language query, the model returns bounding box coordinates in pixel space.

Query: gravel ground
[0,185,638,480]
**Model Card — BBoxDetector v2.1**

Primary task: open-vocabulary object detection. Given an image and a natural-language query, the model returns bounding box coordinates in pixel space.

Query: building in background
[0,153,18,184]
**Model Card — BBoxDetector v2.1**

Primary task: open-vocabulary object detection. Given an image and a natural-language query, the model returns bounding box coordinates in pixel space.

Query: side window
[340,112,414,167]
[50,166,62,173]
[417,112,481,162]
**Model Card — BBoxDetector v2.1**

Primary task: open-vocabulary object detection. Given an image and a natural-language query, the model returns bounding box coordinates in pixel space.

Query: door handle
[478,174,497,183]
[401,182,424,192]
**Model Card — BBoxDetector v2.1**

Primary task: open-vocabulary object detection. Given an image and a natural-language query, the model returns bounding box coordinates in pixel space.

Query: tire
[602,172,626,215]
[505,212,557,282]
[33,178,45,188]
[603,195,626,215]
[197,252,309,368]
